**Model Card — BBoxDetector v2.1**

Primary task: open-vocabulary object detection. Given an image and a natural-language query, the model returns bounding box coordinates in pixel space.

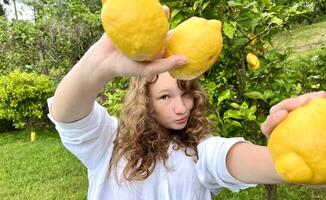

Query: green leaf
[223,110,242,120]
[223,21,237,39]
[240,102,249,110]
[294,83,302,94]
[263,90,273,100]
[247,114,256,121]
[218,89,231,105]
[170,11,184,28]
[238,10,259,29]
[311,83,320,89]
[202,2,210,11]
[230,102,240,109]
[271,16,283,26]
[227,1,243,7]
[230,120,242,127]
[170,9,180,19]
[193,1,202,12]
[244,91,265,100]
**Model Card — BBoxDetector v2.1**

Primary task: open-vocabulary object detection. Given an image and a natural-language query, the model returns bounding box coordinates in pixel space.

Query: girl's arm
[226,91,326,184]
[51,34,188,123]
[226,142,284,184]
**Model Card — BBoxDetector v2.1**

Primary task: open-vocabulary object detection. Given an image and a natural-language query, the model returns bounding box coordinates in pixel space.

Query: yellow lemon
[268,98,326,184]
[248,33,257,46]
[101,0,107,5]
[101,0,168,61]
[165,17,223,80]
[246,53,260,70]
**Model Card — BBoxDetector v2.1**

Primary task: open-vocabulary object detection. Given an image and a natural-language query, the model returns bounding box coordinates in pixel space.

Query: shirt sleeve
[195,136,256,194]
[47,97,118,171]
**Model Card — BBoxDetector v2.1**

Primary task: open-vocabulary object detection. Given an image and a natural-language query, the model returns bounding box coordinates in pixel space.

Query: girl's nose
[174,97,187,115]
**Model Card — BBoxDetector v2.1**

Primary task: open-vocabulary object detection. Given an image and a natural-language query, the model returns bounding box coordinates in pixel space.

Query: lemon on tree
[246,52,260,70]
[248,33,257,46]
[101,0,168,61]
[164,17,223,80]
[268,98,326,184]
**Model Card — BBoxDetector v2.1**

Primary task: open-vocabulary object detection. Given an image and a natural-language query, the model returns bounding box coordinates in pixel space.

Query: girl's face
[149,72,194,130]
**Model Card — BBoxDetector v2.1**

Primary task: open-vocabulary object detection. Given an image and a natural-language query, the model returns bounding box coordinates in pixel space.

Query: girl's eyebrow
[158,89,171,94]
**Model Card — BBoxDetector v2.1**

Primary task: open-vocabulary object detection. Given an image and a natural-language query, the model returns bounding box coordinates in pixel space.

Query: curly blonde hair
[109,75,211,181]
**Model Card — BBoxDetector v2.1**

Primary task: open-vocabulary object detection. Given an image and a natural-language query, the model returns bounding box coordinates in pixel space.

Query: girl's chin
[170,124,187,130]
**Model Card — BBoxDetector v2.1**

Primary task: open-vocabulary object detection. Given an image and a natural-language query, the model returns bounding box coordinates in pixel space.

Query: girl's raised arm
[51,34,188,123]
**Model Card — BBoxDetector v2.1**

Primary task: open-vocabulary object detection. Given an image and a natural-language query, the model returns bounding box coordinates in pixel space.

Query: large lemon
[268,98,326,184]
[165,17,223,80]
[101,0,168,61]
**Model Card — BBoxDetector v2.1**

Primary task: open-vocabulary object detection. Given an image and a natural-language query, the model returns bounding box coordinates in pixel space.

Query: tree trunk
[38,38,49,75]
[13,0,18,20]
[236,52,247,101]
[264,184,277,200]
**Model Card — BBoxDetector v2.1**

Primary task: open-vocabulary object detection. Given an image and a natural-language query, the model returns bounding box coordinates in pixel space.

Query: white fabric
[47,98,256,200]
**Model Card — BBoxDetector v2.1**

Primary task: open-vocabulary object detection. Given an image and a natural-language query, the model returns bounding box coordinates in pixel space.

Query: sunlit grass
[0,129,87,200]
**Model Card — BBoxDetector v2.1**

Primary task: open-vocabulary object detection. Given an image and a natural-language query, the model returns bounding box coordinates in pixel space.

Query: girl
[48,7,326,200]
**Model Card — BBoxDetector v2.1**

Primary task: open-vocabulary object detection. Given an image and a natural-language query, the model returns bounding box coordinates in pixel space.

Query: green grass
[0,129,87,200]
[213,184,326,200]
[284,46,326,68]
[272,21,326,53]
[1,129,326,199]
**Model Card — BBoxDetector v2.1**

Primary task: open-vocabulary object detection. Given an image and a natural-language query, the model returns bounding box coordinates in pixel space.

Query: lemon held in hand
[268,98,326,184]
[101,0,168,61]
[165,17,223,80]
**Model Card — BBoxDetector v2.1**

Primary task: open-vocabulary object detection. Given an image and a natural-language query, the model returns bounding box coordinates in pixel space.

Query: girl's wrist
[78,45,118,86]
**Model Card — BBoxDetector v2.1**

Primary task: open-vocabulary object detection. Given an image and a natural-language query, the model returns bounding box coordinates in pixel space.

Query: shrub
[0,69,54,130]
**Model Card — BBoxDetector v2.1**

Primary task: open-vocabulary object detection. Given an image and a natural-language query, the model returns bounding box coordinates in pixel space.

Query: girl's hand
[86,6,188,82]
[261,91,326,138]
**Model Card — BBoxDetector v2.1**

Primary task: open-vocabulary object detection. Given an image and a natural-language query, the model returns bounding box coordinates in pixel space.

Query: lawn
[0,129,87,199]
[272,20,326,54]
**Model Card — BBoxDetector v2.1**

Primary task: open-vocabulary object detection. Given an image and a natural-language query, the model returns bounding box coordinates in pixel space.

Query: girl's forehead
[150,73,179,92]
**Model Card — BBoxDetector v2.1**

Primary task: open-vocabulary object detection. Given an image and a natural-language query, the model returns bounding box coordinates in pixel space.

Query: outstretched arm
[226,142,284,184]
[226,91,326,184]
[51,7,188,123]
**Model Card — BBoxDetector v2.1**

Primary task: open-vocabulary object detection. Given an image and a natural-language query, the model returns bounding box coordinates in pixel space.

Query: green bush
[101,77,129,117]
[0,69,54,129]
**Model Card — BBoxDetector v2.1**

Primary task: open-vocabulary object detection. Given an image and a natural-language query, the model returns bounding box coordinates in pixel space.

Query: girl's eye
[160,95,169,100]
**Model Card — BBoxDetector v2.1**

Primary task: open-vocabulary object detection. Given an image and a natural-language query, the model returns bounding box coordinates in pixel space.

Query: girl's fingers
[270,91,326,114]
[298,91,326,102]
[162,5,170,19]
[269,98,305,114]
[263,91,326,137]
[141,55,188,77]
[261,110,288,138]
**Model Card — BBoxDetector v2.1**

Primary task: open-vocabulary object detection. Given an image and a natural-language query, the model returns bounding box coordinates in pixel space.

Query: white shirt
[47,98,255,200]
